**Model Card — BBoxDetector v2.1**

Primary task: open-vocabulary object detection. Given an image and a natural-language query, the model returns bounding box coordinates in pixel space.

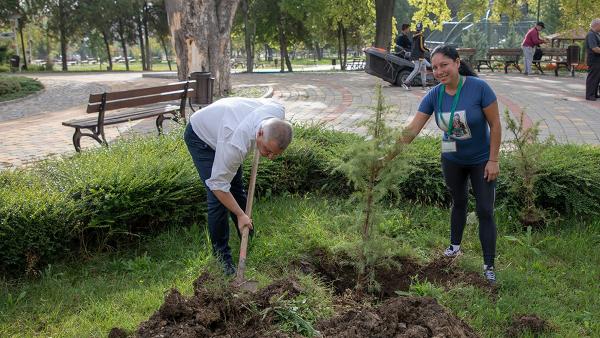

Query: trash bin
[9,55,20,71]
[567,45,580,65]
[188,71,214,105]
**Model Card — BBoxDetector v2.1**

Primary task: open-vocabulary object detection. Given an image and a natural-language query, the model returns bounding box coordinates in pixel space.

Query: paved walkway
[1,70,598,169]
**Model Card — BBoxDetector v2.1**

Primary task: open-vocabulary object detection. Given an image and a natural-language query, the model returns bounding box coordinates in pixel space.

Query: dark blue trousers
[184,124,247,266]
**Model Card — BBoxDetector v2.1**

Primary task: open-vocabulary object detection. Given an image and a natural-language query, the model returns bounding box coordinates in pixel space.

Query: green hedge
[0,75,43,102]
[1,126,599,274]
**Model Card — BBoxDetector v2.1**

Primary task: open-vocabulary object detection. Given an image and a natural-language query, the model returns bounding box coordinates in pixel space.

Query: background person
[395,23,412,57]
[402,22,430,91]
[184,97,293,275]
[521,22,548,75]
[396,45,501,284]
[585,18,600,101]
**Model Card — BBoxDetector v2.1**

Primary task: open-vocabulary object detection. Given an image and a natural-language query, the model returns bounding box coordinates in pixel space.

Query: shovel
[234,149,260,292]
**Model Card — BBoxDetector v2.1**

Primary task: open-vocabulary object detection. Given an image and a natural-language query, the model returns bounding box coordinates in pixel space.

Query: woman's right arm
[402,111,431,144]
[383,111,431,163]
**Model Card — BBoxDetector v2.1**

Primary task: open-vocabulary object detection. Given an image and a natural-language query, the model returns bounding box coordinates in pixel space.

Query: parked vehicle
[363,47,437,87]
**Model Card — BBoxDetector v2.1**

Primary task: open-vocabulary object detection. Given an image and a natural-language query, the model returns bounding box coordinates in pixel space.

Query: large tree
[374,0,394,50]
[164,0,240,94]
[408,0,451,31]
[46,0,80,71]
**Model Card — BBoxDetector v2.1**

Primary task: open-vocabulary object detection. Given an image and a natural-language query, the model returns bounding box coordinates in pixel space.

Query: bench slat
[86,90,192,113]
[88,80,195,103]
[64,105,180,128]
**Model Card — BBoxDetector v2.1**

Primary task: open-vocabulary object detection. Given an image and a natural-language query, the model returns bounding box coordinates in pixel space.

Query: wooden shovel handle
[236,150,260,282]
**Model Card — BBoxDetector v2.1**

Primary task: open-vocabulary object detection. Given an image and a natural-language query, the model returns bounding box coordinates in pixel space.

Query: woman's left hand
[484,161,499,182]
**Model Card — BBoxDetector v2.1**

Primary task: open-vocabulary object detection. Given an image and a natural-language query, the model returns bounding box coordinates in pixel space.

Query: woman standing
[399,45,501,284]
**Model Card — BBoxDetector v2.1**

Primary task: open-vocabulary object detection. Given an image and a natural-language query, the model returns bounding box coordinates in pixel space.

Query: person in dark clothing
[395,23,412,55]
[585,18,600,101]
[402,22,430,90]
[394,45,501,284]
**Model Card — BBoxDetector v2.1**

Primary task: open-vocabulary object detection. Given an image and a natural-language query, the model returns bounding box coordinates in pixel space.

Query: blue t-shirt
[418,76,497,165]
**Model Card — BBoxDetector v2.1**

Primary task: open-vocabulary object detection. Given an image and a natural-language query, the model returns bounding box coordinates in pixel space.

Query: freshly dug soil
[309,250,495,298]
[506,314,550,337]
[131,273,303,338]
[317,292,479,337]
[114,252,488,338]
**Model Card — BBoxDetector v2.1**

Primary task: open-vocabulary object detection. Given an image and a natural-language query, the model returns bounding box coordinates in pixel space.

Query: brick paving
[1,70,598,169]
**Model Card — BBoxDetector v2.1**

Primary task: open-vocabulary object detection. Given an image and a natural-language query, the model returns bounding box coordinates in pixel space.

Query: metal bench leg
[73,128,104,152]
[73,128,83,152]
[156,114,166,135]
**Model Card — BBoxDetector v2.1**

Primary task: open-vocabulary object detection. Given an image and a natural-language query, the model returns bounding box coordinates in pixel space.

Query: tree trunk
[118,20,130,71]
[102,31,113,71]
[241,0,254,72]
[137,15,147,71]
[375,0,394,51]
[159,36,172,70]
[18,21,28,70]
[277,16,292,72]
[164,0,240,95]
[337,22,346,70]
[45,29,53,71]
[143,2,152,70]
[342,25,348,68]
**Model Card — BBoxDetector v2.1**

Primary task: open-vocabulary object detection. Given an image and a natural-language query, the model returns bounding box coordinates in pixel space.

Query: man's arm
[207,142,253,231]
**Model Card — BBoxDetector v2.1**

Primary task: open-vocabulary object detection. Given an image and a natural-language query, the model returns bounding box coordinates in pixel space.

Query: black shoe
[586,97,597,101]
[223,261,236,276]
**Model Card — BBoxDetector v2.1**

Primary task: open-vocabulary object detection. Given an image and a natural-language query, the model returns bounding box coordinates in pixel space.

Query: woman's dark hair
[431,44,478,77]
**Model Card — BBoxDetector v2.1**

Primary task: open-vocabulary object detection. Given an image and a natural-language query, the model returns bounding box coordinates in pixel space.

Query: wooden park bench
[62,80,194,152]
[456,48,477,66]
[533,48,574,76]
[476,48,522,73]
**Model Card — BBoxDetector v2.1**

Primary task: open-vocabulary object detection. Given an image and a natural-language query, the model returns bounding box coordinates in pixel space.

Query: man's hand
[237,213,253,233]
[484,161,500,182]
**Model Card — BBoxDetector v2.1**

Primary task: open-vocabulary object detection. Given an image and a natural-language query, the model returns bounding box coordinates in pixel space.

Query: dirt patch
[122,273,301,338]
[418,256,496,294]
[506,314,550,337]
[309,250,495,298]
[317,292,479,337]
[113,267,481,338]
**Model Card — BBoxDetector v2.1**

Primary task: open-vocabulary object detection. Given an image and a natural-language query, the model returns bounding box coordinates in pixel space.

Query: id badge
[442,140,457,153]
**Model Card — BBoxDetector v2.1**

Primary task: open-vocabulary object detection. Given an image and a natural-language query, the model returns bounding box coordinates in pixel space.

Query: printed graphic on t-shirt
[436,110,472,140]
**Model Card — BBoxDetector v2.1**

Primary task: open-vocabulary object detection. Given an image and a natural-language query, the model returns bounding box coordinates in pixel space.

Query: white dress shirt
[189,97,285,192]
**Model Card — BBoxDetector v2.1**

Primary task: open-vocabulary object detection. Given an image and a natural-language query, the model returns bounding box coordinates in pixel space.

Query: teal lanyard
[437,76,463,137]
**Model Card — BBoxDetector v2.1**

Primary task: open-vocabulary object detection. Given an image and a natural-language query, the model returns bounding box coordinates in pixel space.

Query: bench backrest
[86,80,195,114]
[539,48,567,57]
[487,48,522,57]
[456,48,476,57]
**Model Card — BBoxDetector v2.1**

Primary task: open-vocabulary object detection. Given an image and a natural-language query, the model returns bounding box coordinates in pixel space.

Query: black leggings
[442,157,497,267]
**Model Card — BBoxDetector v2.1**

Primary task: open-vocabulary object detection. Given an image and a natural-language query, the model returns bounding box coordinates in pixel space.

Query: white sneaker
[443,245,461,257]
[401,82,410,90]
[483,266,496,284]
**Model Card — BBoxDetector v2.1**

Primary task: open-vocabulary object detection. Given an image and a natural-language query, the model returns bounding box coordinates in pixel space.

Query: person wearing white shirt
[184,97,293,275]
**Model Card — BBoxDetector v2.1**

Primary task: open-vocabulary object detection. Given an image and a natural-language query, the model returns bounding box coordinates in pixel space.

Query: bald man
[184,97,293,275]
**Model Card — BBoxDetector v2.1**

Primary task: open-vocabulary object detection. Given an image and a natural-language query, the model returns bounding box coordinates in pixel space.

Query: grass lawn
[1,195,598,337]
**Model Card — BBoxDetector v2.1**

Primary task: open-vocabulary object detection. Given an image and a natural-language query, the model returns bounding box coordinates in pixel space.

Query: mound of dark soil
[506,314,550,337]
[130,273,303,338]
[317,293,479,337]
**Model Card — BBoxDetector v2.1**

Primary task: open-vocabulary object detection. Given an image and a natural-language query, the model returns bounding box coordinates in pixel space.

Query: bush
[0,75,43,102]
[0,76,21,95]
[1,125,599,274]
